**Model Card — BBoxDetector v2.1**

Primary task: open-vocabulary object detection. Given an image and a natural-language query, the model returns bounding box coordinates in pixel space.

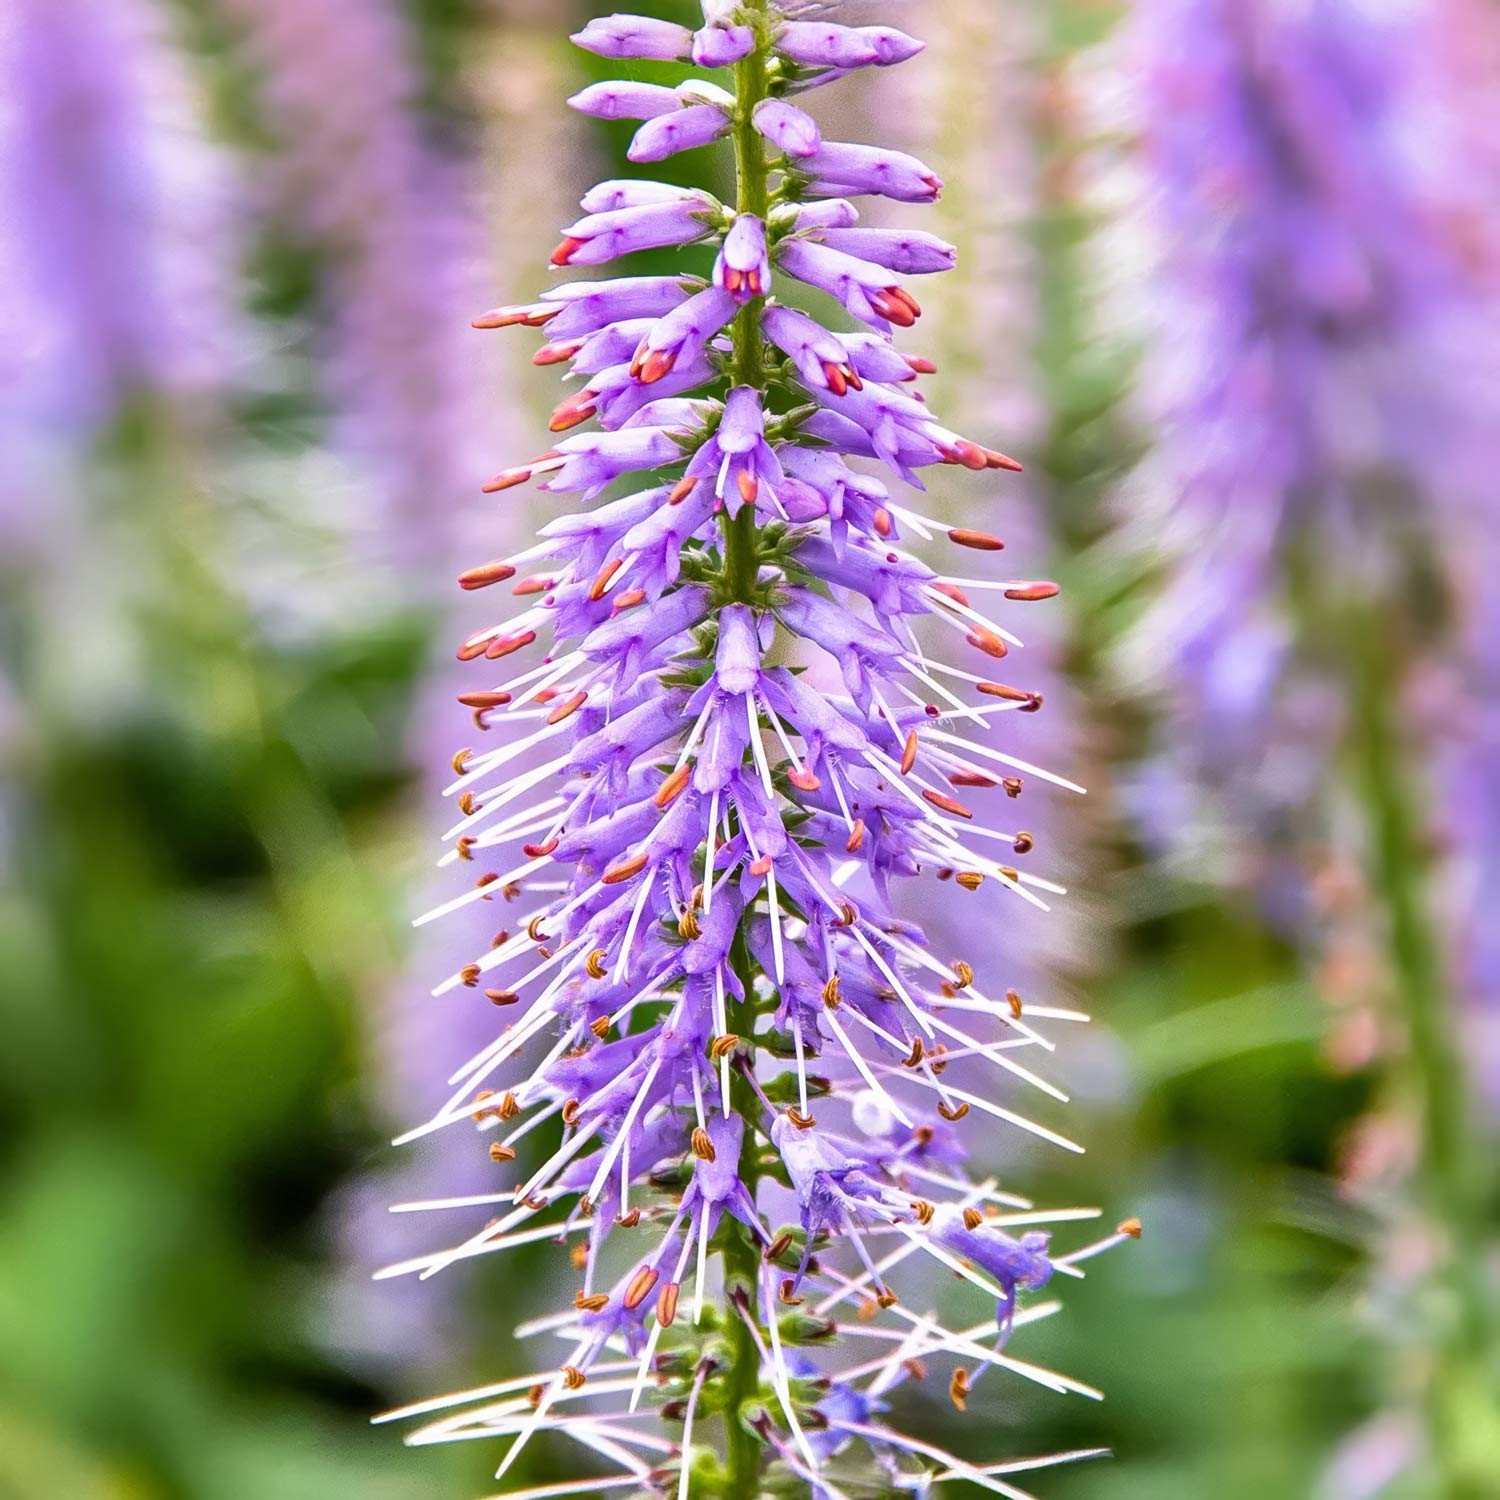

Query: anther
[951,960,974,988]
[590,1016,611,1039]
[902,1037,924,1068]
[947,528,1004,552]
[527,915,548,943]
[486,630,537,660]
[937,1101,969,1122]
[656,1283,680,1328]
[498,1092,520,1120]
[623,1265,660,1310]
[654,764,691,808]
[1006,988,1024,1019]
[561,1099,582,1127]
[787,1107,816,1130]
[575,1291,609,1313]
[787,766,821,793]
[846,819,866,853]
[955,871,984,892]
[779,1277,805,1306]
[668,474,699,505]
[923,789,972,819]
[456,836,476,862]
[900,729,919,775]
[586,948,608,979]
[458,560,517,591]
[966,628,1008,659]
[1013,831,1034,855]
[1004,581,1060,602]
[765,1231,794,1262]
[950,771,996,788]
[489,1141,516,1163]
[457,692,511,712]
[977,681,1030,702]
[588,558,622,601]
[451,747,473,776]
[459,964,481,988]
[485,989,520,1006]
[690,1127,716,1162]
[911,1198,935,1225]
[963,1206,983,1230]
[949,1369,971,1412]
[612,587,646,612]
[1003,776,1024,798]
[602,851,648,885]
[522,836,560,858]
[562,1365,586,1391]
[1118,1217,1143,1239]
[547,692,587,726]
[709,1033,740,1060]
[821,975,842,1009]
[615,1208,641,1228]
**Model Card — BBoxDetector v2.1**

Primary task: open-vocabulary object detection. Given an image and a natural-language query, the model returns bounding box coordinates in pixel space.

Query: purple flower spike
[627,103,732,164]
[752,97,821,158]
[715,212,771,302]
[408,7,1132,1497]
[571,14,694,61]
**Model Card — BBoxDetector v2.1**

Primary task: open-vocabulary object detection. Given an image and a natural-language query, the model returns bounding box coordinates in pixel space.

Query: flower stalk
[383,6,1132,1496]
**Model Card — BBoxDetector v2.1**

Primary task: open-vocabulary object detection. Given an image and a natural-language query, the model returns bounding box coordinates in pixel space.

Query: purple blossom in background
[1112,0,1500,896]
[0,0,239,443]
[1107,1,1500,1488]
[378,5,1133,1496]
[223,0,484,556]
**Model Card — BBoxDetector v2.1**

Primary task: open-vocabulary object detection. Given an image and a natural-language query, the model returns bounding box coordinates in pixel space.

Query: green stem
[720,20,773,1490]
[1350,618,1497,1498]
[721,4,771,608]
[721,1056,767,1500]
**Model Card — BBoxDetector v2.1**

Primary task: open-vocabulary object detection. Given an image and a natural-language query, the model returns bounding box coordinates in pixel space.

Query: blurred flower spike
[379,5,1133,1496]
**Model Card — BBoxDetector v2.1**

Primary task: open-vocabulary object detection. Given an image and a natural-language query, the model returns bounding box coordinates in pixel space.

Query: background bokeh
[1,2,1496,1499]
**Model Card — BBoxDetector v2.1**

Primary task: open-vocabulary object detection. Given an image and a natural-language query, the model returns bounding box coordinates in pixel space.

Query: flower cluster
[383,6,1132,1496]
[1109,0,1500,876]
[222,0,483,554]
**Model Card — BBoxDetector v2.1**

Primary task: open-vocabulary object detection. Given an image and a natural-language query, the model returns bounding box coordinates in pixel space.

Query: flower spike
[389,4,1133,1496]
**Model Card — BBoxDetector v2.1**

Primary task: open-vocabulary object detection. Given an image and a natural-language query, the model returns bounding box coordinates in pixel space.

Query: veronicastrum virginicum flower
[380,5,1137,1497]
